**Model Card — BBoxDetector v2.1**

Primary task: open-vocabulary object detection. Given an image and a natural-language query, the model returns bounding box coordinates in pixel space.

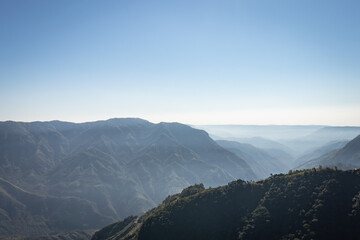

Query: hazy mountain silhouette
[195,125,360,157]
[284,127,360,155]
[293,140,348,168]
[193,125,322,143]
[0,118,256,238]
[297,135,360,170]
[216,140,291,179]
[224,136,294,154]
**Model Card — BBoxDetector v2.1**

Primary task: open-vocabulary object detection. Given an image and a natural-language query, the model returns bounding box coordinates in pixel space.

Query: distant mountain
[194,124,360,157]
[284,126,360,155]
[0,118,256,238]
[263,148,294,167]
[297,135,360,170]
[227,137,294,154]
[308,127,360,141]
[216,140,291,179]
[92,168,360,240]
[193,125,322,142]
[293,140,348,168]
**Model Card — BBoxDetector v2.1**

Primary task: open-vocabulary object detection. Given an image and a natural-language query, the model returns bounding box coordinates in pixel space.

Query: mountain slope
[0,118,256,238]
[14,231,92,240]
[92,168,360,240]
[216,140,291,179]
[298,135,360,170]
[293,140,348,168]
[228,136,293,154]
[0,177,111,238]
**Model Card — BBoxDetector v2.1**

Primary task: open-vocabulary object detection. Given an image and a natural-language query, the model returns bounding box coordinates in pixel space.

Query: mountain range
[216,140,291,179]
[297,135,360,170]
[0,118,256,238]
[1,118,360,239]
[196,124,360,157]
[293,140,348,167]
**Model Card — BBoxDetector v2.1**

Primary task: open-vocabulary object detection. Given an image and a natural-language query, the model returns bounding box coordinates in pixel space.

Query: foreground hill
[92,168,360,240]
[298,135,360,170]
[0,118,256,238]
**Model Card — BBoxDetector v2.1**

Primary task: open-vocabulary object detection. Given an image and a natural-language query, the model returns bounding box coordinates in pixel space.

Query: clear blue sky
[1,0,359,125]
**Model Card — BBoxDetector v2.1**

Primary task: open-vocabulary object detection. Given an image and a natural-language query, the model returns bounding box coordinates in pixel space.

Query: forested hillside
[92,168,360,240]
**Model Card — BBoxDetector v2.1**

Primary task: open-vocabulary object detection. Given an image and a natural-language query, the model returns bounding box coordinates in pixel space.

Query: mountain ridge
[216,140,291,179]
[297,135,360,170]
[0,118,256,238]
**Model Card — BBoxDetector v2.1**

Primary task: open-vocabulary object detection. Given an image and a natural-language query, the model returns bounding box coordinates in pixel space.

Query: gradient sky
[1,0,359,125]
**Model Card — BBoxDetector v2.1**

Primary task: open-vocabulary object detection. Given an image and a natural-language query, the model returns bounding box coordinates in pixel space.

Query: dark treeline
[93,168,360,240]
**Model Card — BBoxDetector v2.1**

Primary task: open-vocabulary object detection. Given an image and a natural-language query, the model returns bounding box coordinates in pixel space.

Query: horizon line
[1,117,360,128]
